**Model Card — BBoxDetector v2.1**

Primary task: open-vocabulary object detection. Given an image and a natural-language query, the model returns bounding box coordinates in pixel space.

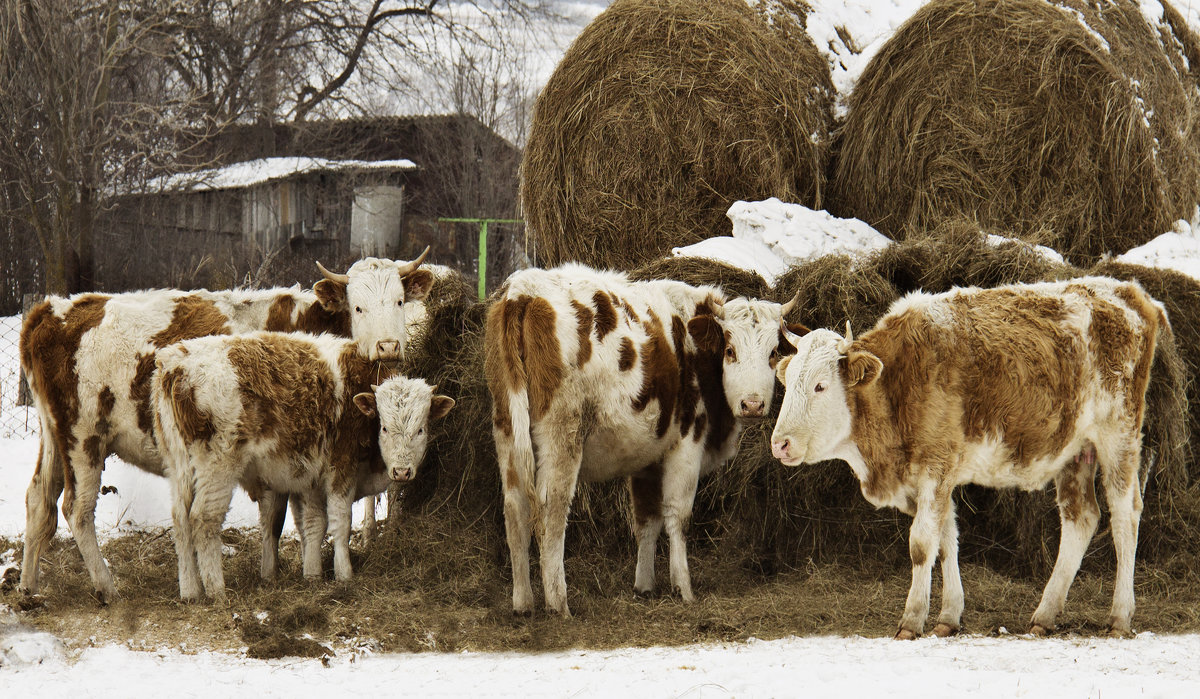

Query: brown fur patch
[331,346,392,493]
[268,292,352,337]
[572,300,594,368]
[618,337,637,371]
[1056,454,1098,525]
[20,294,110,513]
[633,310,681,439]
[484,299,517,436]
[629,461,664,526]
[159,366,216,446]
[593,291,617,340]
[524,298,563,422]
[131,295,234,436]
[264,295,297,331]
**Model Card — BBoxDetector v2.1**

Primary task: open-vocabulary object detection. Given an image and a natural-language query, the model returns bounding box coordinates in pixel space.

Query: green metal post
[478,220,488,300]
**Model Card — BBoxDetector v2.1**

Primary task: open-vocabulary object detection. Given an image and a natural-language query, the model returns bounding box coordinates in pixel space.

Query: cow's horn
[838,320,854,354]
[396,245,431,277]
[316,260,349,284]
[780,290,800,318]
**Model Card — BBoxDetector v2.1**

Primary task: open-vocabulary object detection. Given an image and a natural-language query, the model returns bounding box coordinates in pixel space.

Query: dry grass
[828,0,1200,265]
[521,0,834,270]
[8,528,1200,656]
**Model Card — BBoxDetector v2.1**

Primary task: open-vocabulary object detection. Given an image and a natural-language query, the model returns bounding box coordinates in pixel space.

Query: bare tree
[0,0,194,295]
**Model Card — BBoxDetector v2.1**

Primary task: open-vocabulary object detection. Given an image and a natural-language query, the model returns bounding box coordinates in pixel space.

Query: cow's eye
[397,299,403,306]
[382,426,388,433]
[355,306,363,314]
[418,427,424,435]
[725,345,736,361]
[814,383,825,393]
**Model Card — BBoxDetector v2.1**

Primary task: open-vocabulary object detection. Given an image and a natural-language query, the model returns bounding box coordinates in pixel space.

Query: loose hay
[828,0,1200,265]
[521,0,834,270]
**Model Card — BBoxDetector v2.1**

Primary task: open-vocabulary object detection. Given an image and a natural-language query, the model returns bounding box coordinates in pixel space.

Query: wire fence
[1,304,38,440]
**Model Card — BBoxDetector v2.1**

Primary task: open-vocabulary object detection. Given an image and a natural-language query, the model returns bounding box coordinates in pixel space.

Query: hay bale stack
[828,0,1200,265]
[628,256,771,301]
[521,0,834,270]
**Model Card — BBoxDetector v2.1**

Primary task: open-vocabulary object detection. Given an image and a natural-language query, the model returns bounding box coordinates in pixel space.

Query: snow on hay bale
[521,0,834,271]
[828,0,1200,265]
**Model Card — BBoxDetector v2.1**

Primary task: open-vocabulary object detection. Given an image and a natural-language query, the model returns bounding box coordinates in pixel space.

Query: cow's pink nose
[771,439,791,460]
[740,398,765,417]
[376,340,401,357]
[391,466,413,482]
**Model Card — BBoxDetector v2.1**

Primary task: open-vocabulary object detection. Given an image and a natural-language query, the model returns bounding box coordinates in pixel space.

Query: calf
[770,278,1167,638]
[486,264,800,616]
[18,250,432,601]
[152,331,454,602]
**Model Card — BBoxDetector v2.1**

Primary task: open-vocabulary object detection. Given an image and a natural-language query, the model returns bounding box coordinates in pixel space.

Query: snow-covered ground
[3,600,1199,698]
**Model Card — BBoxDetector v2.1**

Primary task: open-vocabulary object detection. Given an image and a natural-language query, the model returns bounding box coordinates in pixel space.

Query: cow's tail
[1140,295,1189,495]
[150,348,204,598]
[485,296,539,526]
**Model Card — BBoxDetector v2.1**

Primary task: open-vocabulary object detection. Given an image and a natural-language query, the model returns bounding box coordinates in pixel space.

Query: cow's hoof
[894,628,919,641]
[931,623,958,638]
[512,608,532,618]
[1029,624,1052,637]
[1106,627,1134,639]
[632,587,654,599]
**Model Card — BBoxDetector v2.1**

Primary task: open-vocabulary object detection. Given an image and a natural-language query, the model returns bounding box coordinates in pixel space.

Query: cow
[769,278,1168,638]
[485,263,802,616]
[18,249,433,602]
[152,331,455,602]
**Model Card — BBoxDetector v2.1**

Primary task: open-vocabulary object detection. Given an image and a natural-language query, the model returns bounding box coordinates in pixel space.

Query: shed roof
[148,156,418,193]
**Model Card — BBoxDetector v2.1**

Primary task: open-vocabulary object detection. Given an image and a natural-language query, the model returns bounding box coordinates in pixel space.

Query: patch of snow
[984,234,1065,265]
[144,157,418,194]
[1117,210,1200,282]
[4,632,1200,695]
[805,1,926,118]
[671,237,787,287]
[673,199,891,287]
[1057,4,1110,53]
[0,605,66,669]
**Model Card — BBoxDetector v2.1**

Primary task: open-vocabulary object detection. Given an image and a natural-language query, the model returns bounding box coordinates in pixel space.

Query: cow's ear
[841,351,882,388]
[785,323,811,337]
[404,269,435,302]
[688,315,724,354]
[314,279,347,312]
[775,355,793,383]
[353,392,377,417]
[429,395,456,420]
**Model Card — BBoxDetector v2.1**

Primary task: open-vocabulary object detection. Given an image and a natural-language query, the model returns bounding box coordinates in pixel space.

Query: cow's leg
[64,444,118,603]
[897,478,947,639]
[629,462,664,596]
[190,468,238,603]
[328,489,355,581]
[362,495,378,545]
[299,491,327,580]
[661,444,702,603]
[19,437,63,595]
[1100,442,1142,636]
[168,460,202,602]
[1031,449,1100,635]
[257,489,288,581]
[497,424,534,615]
[933,500,964,636]
[536,428,582,617]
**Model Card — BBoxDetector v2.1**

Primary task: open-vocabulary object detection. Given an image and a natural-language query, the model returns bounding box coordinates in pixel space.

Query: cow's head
[687,291,806,419]
[353,377,455,482]
[770,322,881,465]
[314,247,434,361]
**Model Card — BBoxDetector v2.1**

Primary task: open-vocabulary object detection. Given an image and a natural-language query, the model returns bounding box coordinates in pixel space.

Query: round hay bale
[628,256,771,300]
[828,0,1200,265]
[522,0,834,271]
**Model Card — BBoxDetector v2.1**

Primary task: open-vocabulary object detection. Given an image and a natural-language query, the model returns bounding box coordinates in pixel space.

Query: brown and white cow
[770,278,1167,638]
[18,250,433,601]
[486,263,801,616]
[152,331,454,602]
